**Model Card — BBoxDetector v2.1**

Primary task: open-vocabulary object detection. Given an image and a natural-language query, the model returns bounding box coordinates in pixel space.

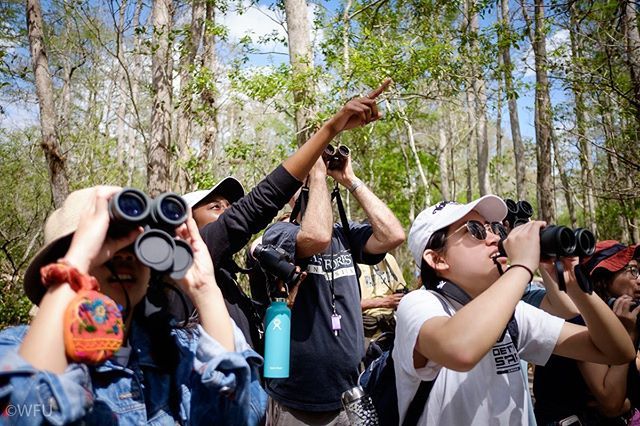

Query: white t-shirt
[393,288,564,425]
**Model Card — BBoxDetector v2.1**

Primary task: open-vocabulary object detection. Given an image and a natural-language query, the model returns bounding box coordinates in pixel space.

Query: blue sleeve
[175,324,267,426]
[262,221,300,260]
[0,326,94,425]
[337,221,386,265]
[521,283,546,308]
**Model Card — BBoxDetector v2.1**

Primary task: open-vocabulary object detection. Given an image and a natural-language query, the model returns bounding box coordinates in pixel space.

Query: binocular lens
[160,198,185,222]
[324,145,336,155]
[505,199,518,215]
[338,146,350,156]
[574,228,596,257]
[119,193,146,217]
[517,201,534,217]
[152,193,188,227]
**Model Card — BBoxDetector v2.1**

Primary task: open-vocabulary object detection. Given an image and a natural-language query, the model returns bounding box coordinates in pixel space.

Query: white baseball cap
[182,177,245,208]
[408,195,508,266]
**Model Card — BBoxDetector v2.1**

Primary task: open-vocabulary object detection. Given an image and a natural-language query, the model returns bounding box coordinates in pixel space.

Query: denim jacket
[0,321,267,425]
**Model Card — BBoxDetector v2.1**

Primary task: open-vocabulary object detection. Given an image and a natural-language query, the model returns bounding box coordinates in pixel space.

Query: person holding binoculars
[0,186,267,424]
[181,80,392,354]
[393,195,635,425]
[261,139,405,423]
[533,241,640,425]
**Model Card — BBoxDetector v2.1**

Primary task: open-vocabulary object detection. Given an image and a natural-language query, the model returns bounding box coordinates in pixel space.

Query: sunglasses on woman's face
[446,220,508,242]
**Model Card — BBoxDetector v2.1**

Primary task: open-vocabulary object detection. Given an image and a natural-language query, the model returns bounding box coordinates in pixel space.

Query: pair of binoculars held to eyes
[108,188,193,279]
[501,199,596,259]
[322,144,350,170]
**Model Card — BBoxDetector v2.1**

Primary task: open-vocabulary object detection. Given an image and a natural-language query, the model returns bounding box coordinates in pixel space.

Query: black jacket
[199,165,302,350]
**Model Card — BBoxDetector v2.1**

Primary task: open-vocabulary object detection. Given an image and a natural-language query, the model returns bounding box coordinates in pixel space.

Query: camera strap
[331,183,362,281]
[290,182,309,224]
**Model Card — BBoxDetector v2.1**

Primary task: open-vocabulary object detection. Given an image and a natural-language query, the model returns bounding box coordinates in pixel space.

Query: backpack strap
[402,380,436,426]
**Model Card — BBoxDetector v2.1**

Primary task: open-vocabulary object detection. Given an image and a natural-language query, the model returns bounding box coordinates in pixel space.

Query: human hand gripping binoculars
[322,144,351,170]
[500,199,596,259]
[499,198,597,293]
[108,188,193,280]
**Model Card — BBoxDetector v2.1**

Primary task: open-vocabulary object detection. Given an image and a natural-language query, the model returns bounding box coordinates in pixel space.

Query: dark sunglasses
[446,220,508,242]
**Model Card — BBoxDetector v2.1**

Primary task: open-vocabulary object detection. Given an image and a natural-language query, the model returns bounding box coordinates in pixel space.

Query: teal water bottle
[264,298,291,378]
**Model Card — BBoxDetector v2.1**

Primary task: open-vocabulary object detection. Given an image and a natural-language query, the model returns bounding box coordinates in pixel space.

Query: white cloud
[220,0,321,55]
[518,29,571,78]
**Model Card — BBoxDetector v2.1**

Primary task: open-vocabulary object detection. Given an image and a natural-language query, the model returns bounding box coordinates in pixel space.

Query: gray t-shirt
[263,221,385,411]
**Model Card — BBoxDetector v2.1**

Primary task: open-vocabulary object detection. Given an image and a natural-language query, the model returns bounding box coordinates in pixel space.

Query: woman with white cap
[0,186,266,424]
[392,195,635,425]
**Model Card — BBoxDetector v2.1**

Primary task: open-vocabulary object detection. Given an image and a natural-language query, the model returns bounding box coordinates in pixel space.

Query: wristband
[40,261,124,364]
[506,264,534,283]
[348,178,364,193]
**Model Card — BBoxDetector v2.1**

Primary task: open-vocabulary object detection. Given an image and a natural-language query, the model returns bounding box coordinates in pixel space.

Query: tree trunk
[437,108,450,200]
[126,0,144,185]
[622,0,640,128]
[465,88,475,203]
[395,100,430,206]
[148,0,173,196]
[495,50,503,196]
[199,1,218,166]
[26,0,69,207]
[469,0,491,196]
[175,0,204,192]
[502,0,526,200]
[522,0,555,223]
[569,3,597,235]
[284,0,314,146]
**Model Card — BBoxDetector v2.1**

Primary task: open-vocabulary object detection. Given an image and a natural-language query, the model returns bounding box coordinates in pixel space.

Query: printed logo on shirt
[492,341,521,374]
[306,250,357,280]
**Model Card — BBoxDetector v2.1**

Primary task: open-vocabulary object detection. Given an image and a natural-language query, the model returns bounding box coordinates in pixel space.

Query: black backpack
[359,286,520,426]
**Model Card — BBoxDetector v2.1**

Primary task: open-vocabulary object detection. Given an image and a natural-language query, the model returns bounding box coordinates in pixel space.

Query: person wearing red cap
[533,240,640,425]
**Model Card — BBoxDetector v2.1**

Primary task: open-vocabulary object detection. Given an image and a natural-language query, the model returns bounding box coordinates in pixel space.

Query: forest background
[1,0,639,327]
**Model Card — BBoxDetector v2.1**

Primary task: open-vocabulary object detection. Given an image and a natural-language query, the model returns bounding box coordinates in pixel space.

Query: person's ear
[423,249,449,273]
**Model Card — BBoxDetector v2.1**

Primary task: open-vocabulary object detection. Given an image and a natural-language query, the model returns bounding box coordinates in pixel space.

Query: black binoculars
[500,199,596,259]
[253,243,301,288]
[322,144,350,170]
[539,225,596,258]
[504,199,534,228]
[108,188,193,279]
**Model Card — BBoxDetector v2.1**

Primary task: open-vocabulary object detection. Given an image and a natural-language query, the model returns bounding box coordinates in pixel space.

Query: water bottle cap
[341,386,366,404]
[273,298,287,303]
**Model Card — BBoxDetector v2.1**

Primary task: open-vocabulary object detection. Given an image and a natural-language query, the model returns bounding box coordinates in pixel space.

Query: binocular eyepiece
[504,199,534,228]
[322,144,350,170]
[108,188,192,279]
[253,243,301,288]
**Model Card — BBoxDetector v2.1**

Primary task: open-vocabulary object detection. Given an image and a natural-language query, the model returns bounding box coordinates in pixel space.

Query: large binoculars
[322,144,350,170]
[504,199,534,228]
[108,188,193,279]
[253,243,301,287]
[501,199,596,259]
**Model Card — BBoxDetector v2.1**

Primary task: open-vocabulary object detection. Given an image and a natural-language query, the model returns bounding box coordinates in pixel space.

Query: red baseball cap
[581,240,640,276]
